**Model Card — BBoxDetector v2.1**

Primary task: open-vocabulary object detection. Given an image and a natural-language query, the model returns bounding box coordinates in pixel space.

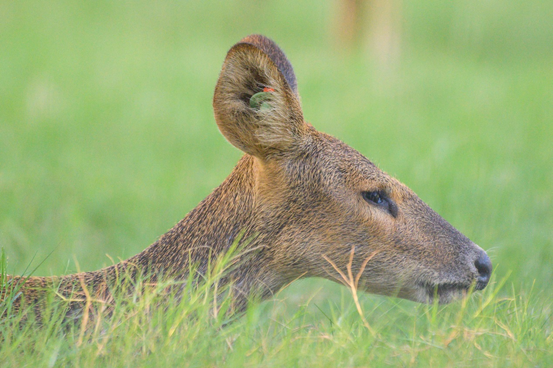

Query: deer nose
[474,251,492,290]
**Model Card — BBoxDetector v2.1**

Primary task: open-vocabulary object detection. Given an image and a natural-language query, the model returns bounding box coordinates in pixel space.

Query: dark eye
[362,191,398,218]
[363,191,384,205]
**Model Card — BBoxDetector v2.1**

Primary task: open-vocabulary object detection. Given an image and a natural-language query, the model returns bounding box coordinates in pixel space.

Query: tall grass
[1,253,551,366]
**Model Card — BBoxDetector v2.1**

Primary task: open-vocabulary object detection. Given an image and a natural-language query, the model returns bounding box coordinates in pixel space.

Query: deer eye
[362,191,398,218]
[363,191,384,205]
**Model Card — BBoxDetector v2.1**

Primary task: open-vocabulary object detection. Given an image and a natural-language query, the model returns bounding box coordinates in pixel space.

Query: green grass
[1,259,550,367]
[1,0,552,366]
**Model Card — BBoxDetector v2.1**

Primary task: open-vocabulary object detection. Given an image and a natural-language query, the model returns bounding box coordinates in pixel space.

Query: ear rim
[213,35,306,160]
[238,35,299,96]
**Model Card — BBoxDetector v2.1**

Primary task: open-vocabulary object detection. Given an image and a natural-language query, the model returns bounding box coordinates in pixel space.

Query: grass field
[1,0,552,366]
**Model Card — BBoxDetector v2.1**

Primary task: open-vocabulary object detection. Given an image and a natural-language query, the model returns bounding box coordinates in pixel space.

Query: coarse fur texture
[1,35,491,318]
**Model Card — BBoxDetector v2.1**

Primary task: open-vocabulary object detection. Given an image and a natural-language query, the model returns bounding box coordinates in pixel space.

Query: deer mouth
[419,281,473,304]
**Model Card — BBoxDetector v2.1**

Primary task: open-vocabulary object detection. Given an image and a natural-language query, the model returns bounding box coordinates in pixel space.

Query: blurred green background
[0,0,551,303]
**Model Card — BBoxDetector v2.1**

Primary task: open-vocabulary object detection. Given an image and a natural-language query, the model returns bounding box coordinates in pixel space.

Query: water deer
[1,35,491,317]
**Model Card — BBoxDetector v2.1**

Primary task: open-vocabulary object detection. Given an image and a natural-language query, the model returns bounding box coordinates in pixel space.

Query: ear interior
[213,35,306,159]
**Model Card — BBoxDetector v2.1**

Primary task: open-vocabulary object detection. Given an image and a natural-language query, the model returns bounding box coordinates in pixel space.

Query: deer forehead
[259,131,411,203]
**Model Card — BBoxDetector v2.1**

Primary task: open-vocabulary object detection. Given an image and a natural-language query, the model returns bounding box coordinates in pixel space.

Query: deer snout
[473,249,492,290]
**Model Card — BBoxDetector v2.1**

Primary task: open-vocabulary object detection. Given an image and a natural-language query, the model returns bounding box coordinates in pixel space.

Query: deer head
[213,35,491,304]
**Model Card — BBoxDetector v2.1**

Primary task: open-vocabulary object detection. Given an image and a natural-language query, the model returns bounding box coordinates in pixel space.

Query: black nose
[474,251,492,289]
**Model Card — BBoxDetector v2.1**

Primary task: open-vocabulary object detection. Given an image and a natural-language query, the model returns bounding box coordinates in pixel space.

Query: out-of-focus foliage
[0,1,551,366]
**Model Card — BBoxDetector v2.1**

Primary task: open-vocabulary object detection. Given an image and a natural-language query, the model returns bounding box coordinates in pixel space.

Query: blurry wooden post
[337,0,363,49]
[335,0,402,67]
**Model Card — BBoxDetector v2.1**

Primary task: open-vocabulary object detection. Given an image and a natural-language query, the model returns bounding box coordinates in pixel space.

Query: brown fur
[1,35,491,317]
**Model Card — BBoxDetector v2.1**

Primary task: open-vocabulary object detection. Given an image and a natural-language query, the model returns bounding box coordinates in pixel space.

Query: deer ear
[213,35,306,159]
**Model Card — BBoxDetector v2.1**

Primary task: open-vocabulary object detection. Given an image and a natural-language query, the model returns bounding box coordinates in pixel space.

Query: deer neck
[116,155,287,301]
[128,155,256,268]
